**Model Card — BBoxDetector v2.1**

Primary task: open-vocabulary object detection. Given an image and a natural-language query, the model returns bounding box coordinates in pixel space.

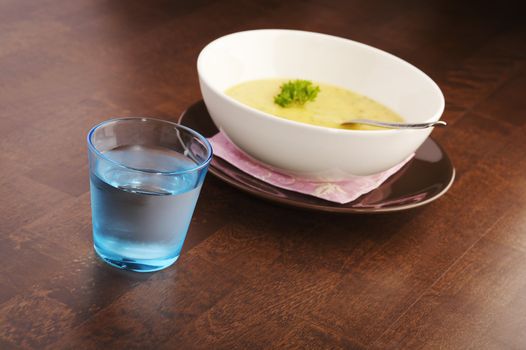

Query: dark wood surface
[0,1,525,349]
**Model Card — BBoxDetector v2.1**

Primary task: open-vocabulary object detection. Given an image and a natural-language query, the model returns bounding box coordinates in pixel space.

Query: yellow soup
[226,79,404,130]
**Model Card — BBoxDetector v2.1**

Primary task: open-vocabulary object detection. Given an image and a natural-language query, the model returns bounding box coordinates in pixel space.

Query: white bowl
[197,29,444,180]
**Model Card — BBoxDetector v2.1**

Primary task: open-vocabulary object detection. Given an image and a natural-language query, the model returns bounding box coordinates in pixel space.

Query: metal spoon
[341,119,447,129]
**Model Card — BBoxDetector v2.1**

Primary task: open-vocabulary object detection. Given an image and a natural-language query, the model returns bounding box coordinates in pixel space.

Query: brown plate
[179,101,455,213]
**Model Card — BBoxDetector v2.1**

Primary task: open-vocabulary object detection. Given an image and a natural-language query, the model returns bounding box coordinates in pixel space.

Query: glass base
[94,245,179,272]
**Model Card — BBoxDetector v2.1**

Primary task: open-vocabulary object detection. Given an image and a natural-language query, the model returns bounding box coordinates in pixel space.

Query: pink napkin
[208,132,413,204]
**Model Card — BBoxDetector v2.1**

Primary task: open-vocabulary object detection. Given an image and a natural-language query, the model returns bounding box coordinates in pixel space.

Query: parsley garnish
[274,80,320,107]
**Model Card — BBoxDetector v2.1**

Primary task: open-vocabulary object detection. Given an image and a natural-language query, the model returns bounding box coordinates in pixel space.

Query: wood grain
[0,0,525,349]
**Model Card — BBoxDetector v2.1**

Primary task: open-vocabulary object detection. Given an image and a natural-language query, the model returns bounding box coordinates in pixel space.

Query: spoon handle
[341,119,447,129]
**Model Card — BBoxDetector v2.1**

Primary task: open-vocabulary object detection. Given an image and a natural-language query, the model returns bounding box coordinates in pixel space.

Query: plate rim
[207,150,455,214]
[179,101,455,214]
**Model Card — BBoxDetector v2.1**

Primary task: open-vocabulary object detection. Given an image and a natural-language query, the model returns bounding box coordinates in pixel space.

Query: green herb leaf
[274,80,320,107]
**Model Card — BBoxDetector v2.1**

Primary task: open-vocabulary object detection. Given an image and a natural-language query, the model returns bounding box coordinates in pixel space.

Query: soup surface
[226,79,404,130]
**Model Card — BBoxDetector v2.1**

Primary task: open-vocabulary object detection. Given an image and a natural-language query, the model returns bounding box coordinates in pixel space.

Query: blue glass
[87,118,212,272]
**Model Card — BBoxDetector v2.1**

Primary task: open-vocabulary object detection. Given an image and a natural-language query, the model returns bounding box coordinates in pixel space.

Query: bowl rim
[197,28,445,135]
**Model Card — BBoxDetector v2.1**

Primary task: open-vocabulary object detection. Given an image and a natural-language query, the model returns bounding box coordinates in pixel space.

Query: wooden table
[1,1,525,348]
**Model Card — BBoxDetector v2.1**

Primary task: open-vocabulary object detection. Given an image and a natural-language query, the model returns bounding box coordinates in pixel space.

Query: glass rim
[87,117,213,176]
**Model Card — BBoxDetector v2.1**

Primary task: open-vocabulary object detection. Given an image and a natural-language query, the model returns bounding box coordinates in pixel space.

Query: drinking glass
[87,117,212,272]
